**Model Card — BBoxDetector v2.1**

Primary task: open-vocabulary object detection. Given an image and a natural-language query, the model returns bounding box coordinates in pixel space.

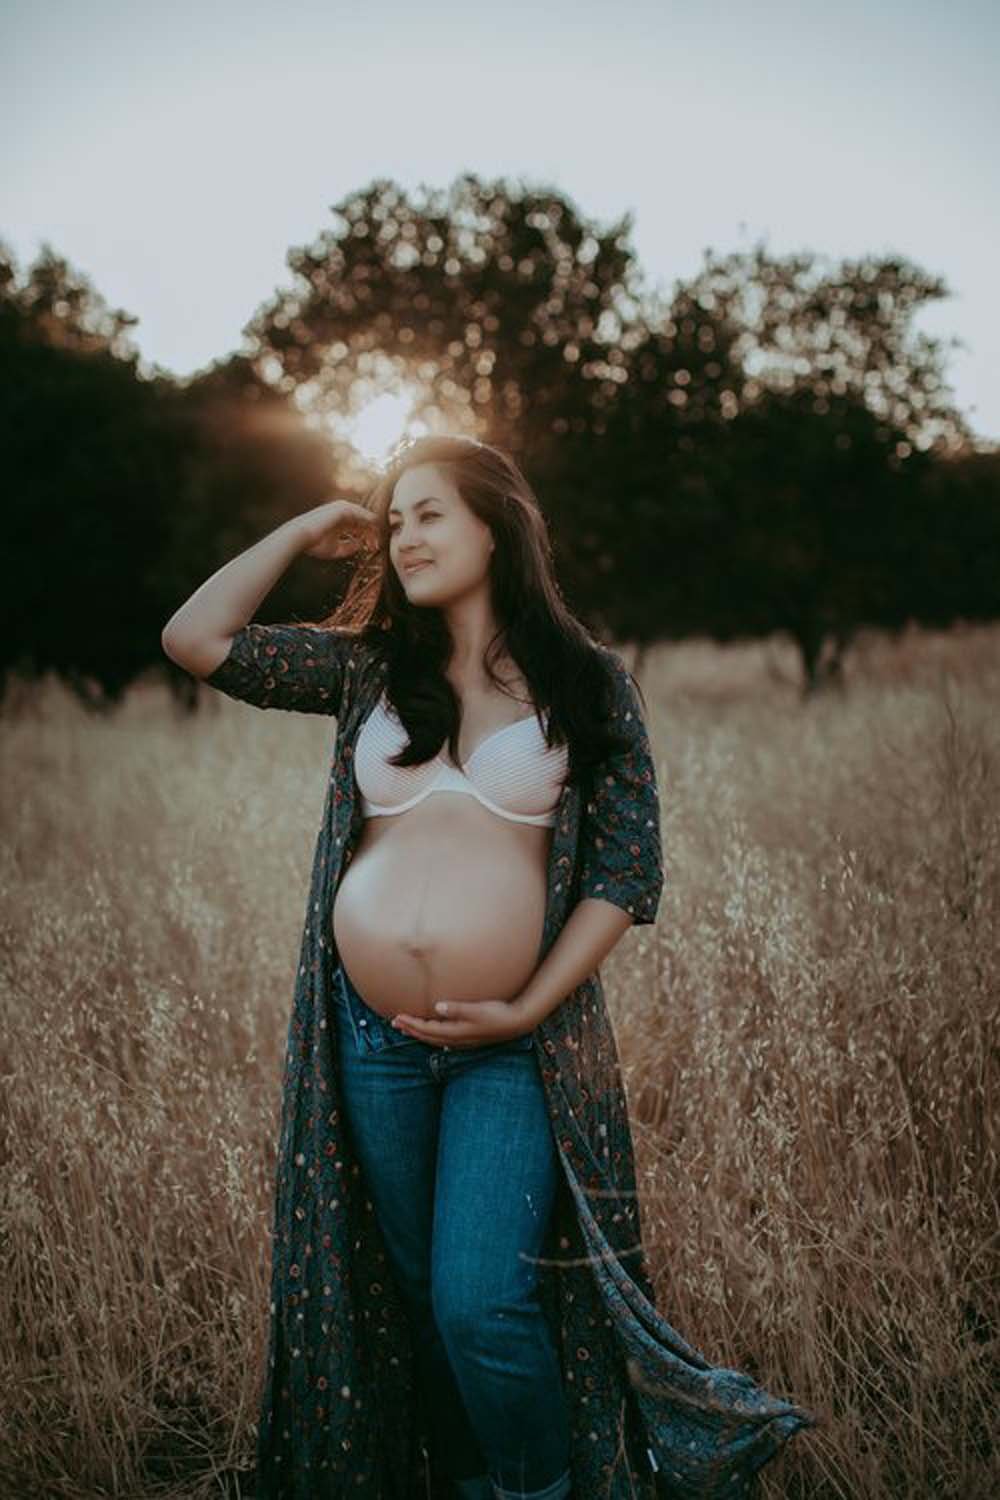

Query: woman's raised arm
[161,498,377,715]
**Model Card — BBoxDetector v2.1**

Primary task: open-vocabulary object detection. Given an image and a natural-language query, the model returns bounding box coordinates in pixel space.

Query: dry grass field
[2,623,997,1499]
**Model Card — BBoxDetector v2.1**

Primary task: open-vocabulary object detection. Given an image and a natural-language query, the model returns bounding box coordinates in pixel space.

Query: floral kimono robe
[204,622,816,1500]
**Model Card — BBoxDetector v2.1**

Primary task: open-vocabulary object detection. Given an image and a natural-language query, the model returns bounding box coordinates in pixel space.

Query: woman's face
[388,461,495,604]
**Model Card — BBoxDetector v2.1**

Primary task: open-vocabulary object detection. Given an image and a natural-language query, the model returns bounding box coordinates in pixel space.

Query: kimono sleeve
[575,649,664,926]
[202,622,356,716]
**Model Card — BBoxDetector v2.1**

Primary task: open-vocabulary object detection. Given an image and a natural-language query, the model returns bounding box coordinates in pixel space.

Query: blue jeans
[332,960,573,1500]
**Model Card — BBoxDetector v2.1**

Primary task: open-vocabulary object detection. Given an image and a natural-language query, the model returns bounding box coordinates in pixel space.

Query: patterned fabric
[204,622,817,1500]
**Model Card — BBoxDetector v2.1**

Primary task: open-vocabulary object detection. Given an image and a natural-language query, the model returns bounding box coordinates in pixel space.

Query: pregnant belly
[331,797,552,1020]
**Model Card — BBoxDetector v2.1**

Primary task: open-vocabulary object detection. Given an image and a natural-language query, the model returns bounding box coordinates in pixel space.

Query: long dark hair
[318,433,643,788]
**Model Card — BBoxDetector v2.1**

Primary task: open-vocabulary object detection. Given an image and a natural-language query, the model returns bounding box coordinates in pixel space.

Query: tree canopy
[1,176,995,710]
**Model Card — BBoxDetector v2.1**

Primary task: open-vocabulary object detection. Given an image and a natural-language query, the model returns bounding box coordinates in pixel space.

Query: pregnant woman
[162,434,816,1500]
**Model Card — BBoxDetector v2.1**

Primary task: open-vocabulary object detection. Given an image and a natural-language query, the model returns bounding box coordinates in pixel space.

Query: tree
[241,173,648,477]
[568,242,984,688]
[0,241,172,705]
[0,244,347,710]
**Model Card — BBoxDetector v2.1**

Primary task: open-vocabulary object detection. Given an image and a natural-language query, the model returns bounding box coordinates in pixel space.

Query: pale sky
[3,0,998,445]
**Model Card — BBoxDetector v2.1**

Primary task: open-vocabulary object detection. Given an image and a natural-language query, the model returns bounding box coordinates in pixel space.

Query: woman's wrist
[265,511,324,564]
[511,899,634,1030]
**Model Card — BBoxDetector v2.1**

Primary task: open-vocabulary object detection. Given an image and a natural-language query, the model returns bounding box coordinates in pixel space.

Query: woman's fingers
[391,1000,517,1048]
[300,499,379,559]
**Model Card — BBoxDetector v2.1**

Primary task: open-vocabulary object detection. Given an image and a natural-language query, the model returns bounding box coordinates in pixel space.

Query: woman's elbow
[161,626,231,679]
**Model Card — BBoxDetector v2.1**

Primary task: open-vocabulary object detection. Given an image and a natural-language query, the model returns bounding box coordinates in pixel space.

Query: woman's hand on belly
[390,996,533,1048]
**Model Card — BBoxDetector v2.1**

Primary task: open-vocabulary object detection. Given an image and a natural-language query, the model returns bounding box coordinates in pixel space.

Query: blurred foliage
[1,174,996,710]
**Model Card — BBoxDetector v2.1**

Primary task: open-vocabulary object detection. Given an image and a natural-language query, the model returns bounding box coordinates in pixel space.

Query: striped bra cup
[354,688,568,827]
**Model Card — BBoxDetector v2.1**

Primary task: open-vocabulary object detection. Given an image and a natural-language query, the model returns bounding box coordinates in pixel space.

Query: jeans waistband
[332,961,536,1055]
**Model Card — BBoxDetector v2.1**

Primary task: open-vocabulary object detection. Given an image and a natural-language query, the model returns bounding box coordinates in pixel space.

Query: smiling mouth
[404,562,433,574]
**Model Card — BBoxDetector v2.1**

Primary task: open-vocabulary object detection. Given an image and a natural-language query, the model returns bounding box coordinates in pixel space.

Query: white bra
[354,688,568,827]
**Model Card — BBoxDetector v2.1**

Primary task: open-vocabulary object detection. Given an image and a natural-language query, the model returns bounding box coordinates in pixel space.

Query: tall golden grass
[1,623,997,1499]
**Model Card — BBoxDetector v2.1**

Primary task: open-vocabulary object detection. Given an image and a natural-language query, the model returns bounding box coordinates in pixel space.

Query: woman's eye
[390,513,439,534]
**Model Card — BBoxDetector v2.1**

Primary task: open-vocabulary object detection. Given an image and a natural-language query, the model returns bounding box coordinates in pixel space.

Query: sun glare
[348,389,427,466]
